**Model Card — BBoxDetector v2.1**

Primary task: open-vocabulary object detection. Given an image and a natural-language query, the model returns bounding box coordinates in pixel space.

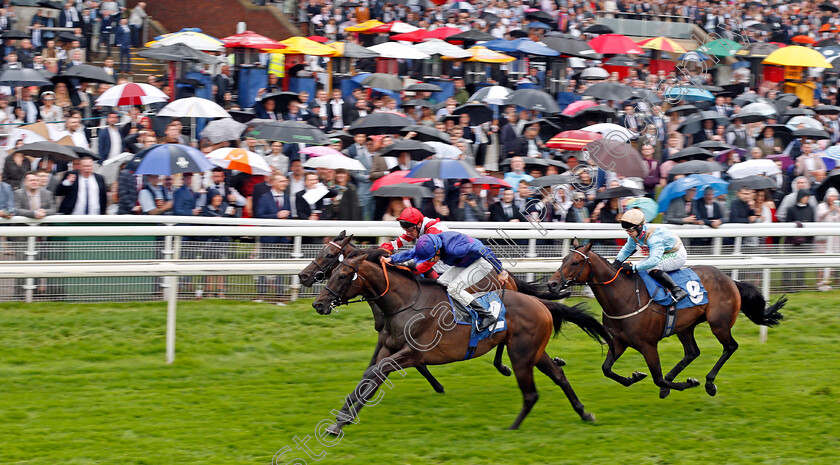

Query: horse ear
[347,234,355,243]
[572,237,579,248]
[336,230,346,240]
[583,242,593,252]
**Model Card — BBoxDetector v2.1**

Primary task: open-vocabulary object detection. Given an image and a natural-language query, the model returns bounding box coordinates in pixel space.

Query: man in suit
[342,97,368,126]
[14,171,56,218]
[563,191,591,223]
[754,126,783,156]
[54,157,108,215]
[80,9,93,58]
[692,119,715,144]
[98,111,122,163]
[15,86,39,123]
[692,186,724,245]
[489,188,526,222]
[16,38,35,68]
[30,23,44,51]
[114,18,132,74]
[712,96,732,117]
[619,104,640,134]
[254,173,292,303]
[213,65,232,107]
[59,2,80,29]
[343,133,373,220]
[98,9,115,58]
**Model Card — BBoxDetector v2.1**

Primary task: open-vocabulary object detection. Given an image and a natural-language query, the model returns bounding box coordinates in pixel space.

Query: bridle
[559,247,621,289]
[323,256,422,316]
[311,240,351,282]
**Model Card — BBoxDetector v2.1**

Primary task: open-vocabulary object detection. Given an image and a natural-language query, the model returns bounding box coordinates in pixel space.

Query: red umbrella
[307,35,329,43]
[220,31,285,49]
[546,130,603,151]
[470,176,511,189]
[391,29,431,42]
[427,27,462,40]
[561,100,598,116]
[371,170,430,191]
[791,35,816,45]
[588,34,643,54]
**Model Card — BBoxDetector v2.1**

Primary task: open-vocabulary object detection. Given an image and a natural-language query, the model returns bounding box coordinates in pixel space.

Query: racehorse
[298,231,566,394]
[546,240,786,398]
[312,247,610,433]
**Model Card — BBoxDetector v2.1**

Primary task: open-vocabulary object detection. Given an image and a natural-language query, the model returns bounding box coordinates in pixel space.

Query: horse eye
[571,261,579,266]
[326,253,334,258]
[339,274,346,279]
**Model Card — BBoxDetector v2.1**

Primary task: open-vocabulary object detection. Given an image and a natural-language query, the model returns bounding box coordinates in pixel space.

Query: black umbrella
[246,121,329,144]
[584,140,648,177]
[338,42,380,58]
[815,105,840,115]
[137,43,217,63]
[773,93,800,113]
[446,30,496,42]
[730,175,778,191]
[629,88,662,104]
[0,66,51,87]
[694,140,732,152]
[361,73,403,91]
[541,32,602,59]
[732,93,759,107]
[530,174,575,188]
[676,111,730,134]
[260,91,301,112]
[405,82,443,92]
[327,131,354,149]
[452,102,493,125]
[505,89,561,113]
[1,30,30,40]
[500,157,554,172]
[792,128,831,140]
[508,29,528,38]
[669,147,714,162]
[604,55,637,67]
[399,124,451,143]
[69,146,100,160]
[666,105,699,116]
[525,10,554,23]
[582,82,633,101]
[348,112,414,135]
[15,141,78,162]
[583,24,613,34]
[595,186,645,200]
[819,2,840,12]
[379,140,436,161]
[37,0,62,9]
[56,32,82,43]
[528,118,563,141]
[782,107,816,119]
[567,105,617,123]
[480,12,501,24]
[228,109,256,124]
[737,42,779,58]
[817,38,839,48]
[53,64,115,84]
[373,183,434,198]
[817,169,840,199]
[668,160,726,176]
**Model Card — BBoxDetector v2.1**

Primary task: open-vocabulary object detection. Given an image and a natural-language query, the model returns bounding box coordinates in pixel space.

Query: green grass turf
[0,292,838,464]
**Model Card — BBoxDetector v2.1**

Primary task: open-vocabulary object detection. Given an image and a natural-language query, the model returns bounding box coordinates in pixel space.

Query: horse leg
[660,329,701,399]
[536,352,594,422]
[637,343,700,397]
[327,347,415,436]
[704,323,740,397]
[507,360,539,430]
[372,334,444,393]
[602,336,648,386]
[494,345,511,376]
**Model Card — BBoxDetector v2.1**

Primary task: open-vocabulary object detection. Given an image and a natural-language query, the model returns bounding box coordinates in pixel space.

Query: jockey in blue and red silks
[380,207,447,252]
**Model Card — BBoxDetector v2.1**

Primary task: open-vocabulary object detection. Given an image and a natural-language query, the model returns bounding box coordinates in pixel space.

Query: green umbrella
[697,39,743,57]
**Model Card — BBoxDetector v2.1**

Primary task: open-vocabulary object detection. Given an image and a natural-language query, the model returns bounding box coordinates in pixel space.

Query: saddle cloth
[446,291,508,359]
[639,268,709,310]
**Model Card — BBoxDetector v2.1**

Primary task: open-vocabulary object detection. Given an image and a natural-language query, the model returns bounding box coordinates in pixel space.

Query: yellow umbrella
[345,20,385,33]
[636,36,687,54]
[762,45,832,68]
[443,46,515,63]
[266,37,337,56]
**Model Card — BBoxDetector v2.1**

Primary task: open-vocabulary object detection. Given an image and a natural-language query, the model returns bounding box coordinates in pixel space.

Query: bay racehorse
[312,247,610,433]
[546,240,786,398]
[298,231,567,394]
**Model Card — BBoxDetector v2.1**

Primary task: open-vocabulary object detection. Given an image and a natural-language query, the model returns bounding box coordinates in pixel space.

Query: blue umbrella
[664,86,715,102]
[482,38,560,56]
[624,197,659,222]
[527,21,551,30]
[405,159,481,180]
[678,51,711,61]
[132,144,214,175]
[657,174,729,213]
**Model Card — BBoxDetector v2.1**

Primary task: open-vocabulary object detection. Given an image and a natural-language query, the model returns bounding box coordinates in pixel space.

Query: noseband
[559,248,622,288]
[311,240,349,282]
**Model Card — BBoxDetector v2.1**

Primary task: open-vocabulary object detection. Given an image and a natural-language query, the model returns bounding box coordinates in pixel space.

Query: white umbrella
[412,39,471,58]
[388,21,421,34]
[200,118,246,144]
[157,97,230,118]
[94,82,169,106]
[468,85,512,105]
[367,42,431,60]
[150,31,225,52]
[4,127,47,150]
[303,153,366,171]
[96,151,135,185]
[580,67,610,80]
[581,123,635,142]
[785,115,824,131]
[207,148,272,175]
[425,141,462,159]
[727,159,782,179]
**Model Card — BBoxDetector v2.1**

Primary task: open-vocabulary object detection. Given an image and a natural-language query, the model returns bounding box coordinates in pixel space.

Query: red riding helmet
[397,207,424,228]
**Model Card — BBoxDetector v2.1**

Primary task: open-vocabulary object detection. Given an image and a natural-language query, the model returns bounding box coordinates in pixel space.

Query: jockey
[380,207,447,252]
[386,231,509,331]
[613,209,689,303]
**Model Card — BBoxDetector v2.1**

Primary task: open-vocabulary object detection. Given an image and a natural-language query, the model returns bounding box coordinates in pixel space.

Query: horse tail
[735,281,786,327]
[539,299,611,345]
[512,275,566,300]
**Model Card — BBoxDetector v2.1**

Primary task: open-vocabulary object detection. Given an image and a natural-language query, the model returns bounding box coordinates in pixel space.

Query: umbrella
[694,140,732,152]
[524,10,554,23]
[450,46,516,63]
[819,46,840,58]
[676,111,731,134]
[95,83,168,106]
[228,109,256,124]
[0,66,51,87]
[259,91,301,112]
[595,186,646,200]
[736,42,779,58]
[405,82,443,92]
[562,100,598,116]
[328,41,380,58]
[697,38,743,57]
[664,86,715,102]
[373,184,434,198]
[348,112,414,135]
[541,32,603,59]
[157,97,230,118]
[361,73,403,91]
[132,144,214,175]
[624,197,659,222]
[657,174,729,212]
[299,146,343,158]
[425,141,462,159]
[55,64,116,84]
[402,99,432,108]
[468,85,512,105]
[666,105,699,116]
[247,121,329,144]
[819,2,840,12]
[791,35,816,45]
[207,148,272,175]
[587,34,643,55]
[398,125,450,144]
[774,93,801,114]
[449,1,475,10]
[220,31,285,49]
[580,67,610,80]
[729,175,779,191]
[669,147,714,162]
[727,159,782,179]
[146,30,225,52]
[569,105,617,123]
[96,152,135,185]
[68,146,99,160]
[327,131,354,149]
[815,105,840,115]
[785,116,824,131]
[782,107,816,119]
[636,36,687,54]
[380,140,436,161]
[582,82,633,101]
[302,153,366,171]
[471,176,511,189]
[445,30,497,43]
[482,38,559,57]
[452,102,493,125]
[604,55,637,67]
[766,153,795,171]
[668,160,726,176]
[580,123,634,142]
[546,130,602,150]
[15,141,78,162]
[367,42,430,60]
[200,118,246,144]
[405,159,481,179]
[412,39,471,59]
[733,102,778,123]
[584,140,648,177]
[792,127,831,140]
[763,46,832,68]
[530,174,575,188]
[816,169,840,199]
[583,24,613,35]
[344,20,386,33]
[273,37,337,56]
[505,89,561,113]
[392,27,461,42]
[371,170,430,191]
[1,30,30,40]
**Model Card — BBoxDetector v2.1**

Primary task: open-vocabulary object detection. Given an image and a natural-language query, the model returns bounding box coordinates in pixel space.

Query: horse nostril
[548,281,557,290]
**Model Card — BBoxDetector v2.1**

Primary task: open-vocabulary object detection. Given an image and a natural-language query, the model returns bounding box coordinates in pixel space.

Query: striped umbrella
[444,46,515,63]
[207,148,271,175]
[546,130,602,151]
[636,36,687,54]
[94,82,169,106]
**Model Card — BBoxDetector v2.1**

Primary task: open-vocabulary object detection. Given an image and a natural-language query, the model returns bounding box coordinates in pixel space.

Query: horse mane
[352,247,441,287]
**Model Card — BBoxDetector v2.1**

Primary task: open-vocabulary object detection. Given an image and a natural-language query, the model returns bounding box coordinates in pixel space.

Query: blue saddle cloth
[446,291,508,360]
[639,268,709,310]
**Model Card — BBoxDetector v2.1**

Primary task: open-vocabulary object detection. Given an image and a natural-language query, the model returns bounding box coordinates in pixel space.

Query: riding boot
[650,269,688,303]
[469,299,496,332]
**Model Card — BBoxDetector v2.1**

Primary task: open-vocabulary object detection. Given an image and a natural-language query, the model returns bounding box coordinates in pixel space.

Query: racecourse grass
[0,292,838,465]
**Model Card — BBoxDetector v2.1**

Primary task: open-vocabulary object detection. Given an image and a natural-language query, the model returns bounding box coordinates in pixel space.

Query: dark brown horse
[312,247,610,433]
[298,231,567,394]
[546,240,786,398]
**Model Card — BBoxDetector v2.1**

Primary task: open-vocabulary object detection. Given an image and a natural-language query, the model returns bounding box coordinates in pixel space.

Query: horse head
[312,248,372,314]
[299,231,355,287]
[547,239,595,293]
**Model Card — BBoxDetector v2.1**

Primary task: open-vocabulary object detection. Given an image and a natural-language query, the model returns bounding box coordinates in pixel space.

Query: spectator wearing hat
[38,91,62,126]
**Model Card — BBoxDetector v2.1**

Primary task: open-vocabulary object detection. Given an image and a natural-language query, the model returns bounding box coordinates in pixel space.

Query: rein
[326,257,422,317]
[310,240,351,281]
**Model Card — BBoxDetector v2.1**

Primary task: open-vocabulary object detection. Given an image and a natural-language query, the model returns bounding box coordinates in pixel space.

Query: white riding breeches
[651,247,687,272]
[438,258,495,307]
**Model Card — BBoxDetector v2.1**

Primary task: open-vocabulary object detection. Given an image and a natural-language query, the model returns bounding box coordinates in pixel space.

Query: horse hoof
[705,382,717,396]
[326,423,344,436]
[553,357,566,367]
[659,388,671,399]
[497,365,512,377]
[433,385,446,394]
[687,377,701,388]
[582,412,596,422]
[631,371,648,382]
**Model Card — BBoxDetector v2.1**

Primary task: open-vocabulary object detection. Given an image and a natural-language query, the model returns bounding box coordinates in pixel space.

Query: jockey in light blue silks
[386,231,508,331]
[613,208,689,303]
